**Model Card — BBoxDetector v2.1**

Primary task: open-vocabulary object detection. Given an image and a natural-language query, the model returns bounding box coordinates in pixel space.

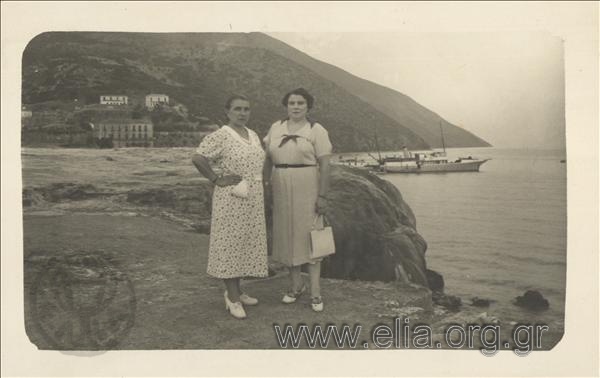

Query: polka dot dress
[195,126,268,279]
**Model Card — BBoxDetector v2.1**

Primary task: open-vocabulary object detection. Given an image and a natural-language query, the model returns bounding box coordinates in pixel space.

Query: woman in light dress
[263,88,333,312]
[192,95,268,319]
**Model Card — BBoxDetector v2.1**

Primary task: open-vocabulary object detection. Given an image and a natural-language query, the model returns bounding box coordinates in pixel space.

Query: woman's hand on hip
[315,196,329,215]
[215,174,242,187]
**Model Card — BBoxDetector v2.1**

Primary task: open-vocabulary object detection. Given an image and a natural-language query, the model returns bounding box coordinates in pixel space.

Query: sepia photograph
[2,1,598,377]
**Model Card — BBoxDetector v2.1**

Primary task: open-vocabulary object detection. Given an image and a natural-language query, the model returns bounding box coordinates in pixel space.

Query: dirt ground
[23,213,436,350]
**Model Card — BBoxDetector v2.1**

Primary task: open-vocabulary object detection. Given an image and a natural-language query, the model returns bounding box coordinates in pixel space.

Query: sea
[337,147,567,328]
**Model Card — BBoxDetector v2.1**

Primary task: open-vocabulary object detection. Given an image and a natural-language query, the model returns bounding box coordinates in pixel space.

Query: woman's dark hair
[225,94,250,110]
[281,88,314,110]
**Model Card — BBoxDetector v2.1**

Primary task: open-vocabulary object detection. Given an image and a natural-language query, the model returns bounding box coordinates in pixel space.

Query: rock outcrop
[318,165,430,286]
[22,183,101,206]
[126,183,214,232]
[514,290,549,311]
[126,184,213,215]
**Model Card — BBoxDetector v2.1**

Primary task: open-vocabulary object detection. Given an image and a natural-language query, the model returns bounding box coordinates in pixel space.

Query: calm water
[344,147,567,326]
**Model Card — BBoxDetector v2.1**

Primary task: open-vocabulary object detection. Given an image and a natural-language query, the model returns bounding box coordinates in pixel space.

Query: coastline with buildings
[21,93,217,148]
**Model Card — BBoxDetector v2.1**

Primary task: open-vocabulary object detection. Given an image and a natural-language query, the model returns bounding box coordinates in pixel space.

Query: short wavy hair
[281,87,314,110]
[225,94,250,110]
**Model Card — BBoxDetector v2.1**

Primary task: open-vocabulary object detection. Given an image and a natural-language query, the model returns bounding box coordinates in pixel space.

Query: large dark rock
[319,165,430,286]
[514,290,549,311]
[426,269,445,292]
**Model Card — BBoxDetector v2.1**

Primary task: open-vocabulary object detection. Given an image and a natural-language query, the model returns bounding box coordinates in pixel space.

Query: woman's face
[286,94,309,121]
[226,99,251,127]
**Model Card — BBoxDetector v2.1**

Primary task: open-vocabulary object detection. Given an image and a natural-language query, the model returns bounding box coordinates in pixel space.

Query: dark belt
[274,164,317,168]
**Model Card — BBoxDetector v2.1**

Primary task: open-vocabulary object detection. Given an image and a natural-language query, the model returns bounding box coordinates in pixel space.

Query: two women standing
[192,88,332,319]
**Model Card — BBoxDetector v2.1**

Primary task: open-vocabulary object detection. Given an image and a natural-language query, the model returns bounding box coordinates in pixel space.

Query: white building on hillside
[145,94,169,109]
[95,118,154,147]
[100,95,128,105]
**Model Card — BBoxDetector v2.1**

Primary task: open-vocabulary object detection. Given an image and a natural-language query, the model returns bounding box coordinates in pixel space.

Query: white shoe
[239,293,258,306]
[224,292,246,319]
[282,285,306,304]
[311,296,324,312]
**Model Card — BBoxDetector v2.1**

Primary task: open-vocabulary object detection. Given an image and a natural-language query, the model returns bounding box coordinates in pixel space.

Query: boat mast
[373,128,383,164]
[439,119,446,154]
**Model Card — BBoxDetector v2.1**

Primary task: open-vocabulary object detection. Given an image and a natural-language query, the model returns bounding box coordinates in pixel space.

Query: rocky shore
[21,148,562,350]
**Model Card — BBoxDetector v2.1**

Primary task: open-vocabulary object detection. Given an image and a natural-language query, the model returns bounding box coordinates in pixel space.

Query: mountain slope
[250,33,491,148]
[22,32,489,151]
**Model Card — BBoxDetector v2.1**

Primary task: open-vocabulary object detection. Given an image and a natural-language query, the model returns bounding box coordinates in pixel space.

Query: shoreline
[20,148,564,350]
[23,211,563,350]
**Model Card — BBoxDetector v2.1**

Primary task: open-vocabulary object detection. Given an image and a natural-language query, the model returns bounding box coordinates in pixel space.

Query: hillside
[22,32,489,151]
[253,33,491,148]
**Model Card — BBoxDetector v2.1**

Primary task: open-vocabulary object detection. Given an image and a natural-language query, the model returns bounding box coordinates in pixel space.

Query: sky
[269,31,566,149]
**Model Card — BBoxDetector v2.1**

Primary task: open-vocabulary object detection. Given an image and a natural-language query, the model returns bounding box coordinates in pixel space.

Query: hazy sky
[270,32,565,149]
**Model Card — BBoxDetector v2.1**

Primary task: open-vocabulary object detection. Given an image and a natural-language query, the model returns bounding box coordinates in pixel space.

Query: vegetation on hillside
[21,32,489,151]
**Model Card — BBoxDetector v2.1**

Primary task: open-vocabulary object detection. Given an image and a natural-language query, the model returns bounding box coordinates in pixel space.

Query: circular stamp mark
[29,253,136,350]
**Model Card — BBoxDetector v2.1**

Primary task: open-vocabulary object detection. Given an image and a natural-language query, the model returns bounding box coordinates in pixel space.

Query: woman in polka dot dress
[192,95,268,319]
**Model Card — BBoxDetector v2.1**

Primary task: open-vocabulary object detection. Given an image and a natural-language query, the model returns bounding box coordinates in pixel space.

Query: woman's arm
[315,155,331,214]
[263,155,273,184]
[262,155,273,207]
[317,155,331,195]
[192,154,241,187]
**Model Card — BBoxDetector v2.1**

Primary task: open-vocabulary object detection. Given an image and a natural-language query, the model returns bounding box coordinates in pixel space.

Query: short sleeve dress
[264,119,333,267]
[195,126,268,279]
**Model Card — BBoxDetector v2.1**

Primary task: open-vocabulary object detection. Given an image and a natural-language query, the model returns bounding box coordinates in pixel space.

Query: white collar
[283,119,310,135]
[223,125,256,146]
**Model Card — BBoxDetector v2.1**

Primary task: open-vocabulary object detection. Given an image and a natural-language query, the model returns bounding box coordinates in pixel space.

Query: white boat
[334,152,489,173]
[375,119,489,174]
[335,120,489,174]
[383,152,489,173]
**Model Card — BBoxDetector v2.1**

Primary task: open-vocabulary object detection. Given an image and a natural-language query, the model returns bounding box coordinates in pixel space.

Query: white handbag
[231,179,249,198]
[310,215,336,259]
